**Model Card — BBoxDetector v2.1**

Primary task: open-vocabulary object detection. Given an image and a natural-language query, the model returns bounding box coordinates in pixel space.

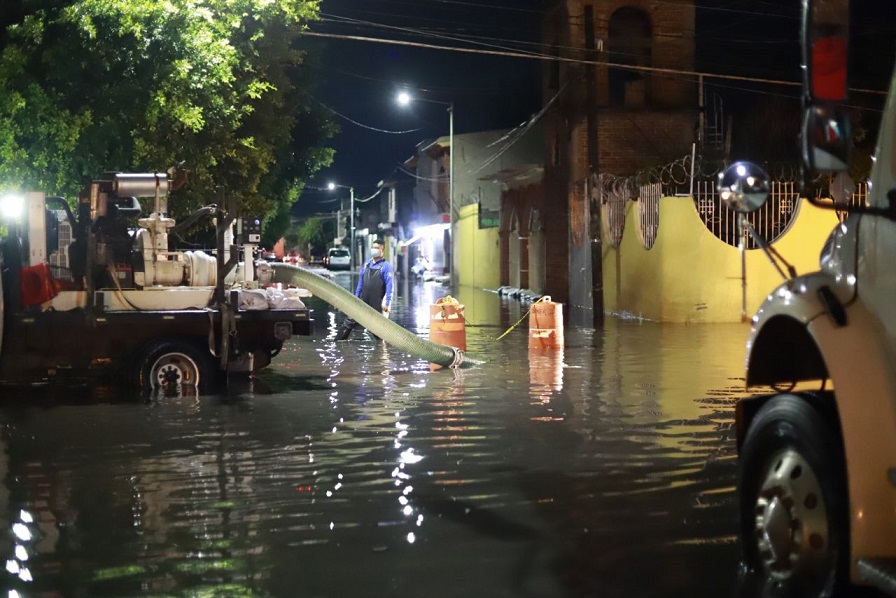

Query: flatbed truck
[0,171,313,393]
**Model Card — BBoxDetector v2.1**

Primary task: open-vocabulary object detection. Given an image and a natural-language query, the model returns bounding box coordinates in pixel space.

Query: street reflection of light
[403,505,413,516]
[334,483,342,490]
[396,422,408,430]
[332,426,337,433]
[326,490,333,497]
[6,559,19,574]
[397,430,408,439]
[391,467,410,480]
[407,532,416,544]
[14,546,27,561]
[416,515,424,526]
[399,448,424,464]
[11,524,31,541]
[330,522,335,530]
[19,511,32,524]
[399,496,409,506]
[10,590,22,598]
[19,568,32,582]
[403,486,413,495]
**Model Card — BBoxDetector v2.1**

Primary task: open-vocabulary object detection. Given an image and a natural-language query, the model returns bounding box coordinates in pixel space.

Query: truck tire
[738,394,849,597]
[137,340,217,395]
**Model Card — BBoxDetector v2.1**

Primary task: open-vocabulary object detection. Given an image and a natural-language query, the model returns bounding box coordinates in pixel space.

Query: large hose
[269,263,481,369]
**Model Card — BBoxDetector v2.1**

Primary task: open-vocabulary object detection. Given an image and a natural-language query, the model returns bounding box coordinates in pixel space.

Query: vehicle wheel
[738,394,849,597]
[137,340,217,395]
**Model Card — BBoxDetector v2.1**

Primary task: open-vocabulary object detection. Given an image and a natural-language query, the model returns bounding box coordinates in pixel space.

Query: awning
[480,164,543,189]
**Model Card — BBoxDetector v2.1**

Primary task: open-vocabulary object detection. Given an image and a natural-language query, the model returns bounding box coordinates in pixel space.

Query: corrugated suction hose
[269,263,480,369]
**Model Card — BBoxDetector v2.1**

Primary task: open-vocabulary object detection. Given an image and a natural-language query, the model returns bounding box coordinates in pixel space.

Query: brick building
[509,0,697,318]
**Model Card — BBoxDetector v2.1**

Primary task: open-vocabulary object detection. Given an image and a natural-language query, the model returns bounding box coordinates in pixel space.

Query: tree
[0,0,335,241]
[297,216,334,256]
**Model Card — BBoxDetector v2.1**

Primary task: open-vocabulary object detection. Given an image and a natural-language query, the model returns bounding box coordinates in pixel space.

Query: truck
[721,1,896,596]
[0,171,313,393]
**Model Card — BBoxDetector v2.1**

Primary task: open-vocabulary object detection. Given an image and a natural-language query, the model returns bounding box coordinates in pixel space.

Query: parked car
[325,247,350,270]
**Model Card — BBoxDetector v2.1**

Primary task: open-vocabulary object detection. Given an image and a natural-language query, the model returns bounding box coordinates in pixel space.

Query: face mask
[371,248,382,258]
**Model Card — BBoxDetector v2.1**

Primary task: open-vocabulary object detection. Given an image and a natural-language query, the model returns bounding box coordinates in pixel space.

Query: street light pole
[448,102,454,289]
[327,181,355,269]
[349,186,355,271]
[396,91,455,287]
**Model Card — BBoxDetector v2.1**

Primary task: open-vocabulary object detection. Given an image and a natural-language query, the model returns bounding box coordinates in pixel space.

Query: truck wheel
[738,394,848,597]
[138,341,216,394]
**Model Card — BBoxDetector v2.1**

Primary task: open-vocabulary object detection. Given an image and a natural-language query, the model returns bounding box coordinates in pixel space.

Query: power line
[301,29,886,95]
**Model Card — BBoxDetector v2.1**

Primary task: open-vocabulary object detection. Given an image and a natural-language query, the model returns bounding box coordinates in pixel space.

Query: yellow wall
[456,204,500,290]
[602,197,839,323]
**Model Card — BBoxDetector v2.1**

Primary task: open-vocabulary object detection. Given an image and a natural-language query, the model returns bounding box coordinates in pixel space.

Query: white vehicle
[325,247,350,270]
[724,2,896,596]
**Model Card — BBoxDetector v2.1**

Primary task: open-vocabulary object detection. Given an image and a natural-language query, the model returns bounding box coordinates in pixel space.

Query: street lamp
[327,182,355,270]
[397,91,454,287]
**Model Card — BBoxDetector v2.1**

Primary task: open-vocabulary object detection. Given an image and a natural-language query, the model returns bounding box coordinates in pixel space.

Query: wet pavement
[0,273,828,597]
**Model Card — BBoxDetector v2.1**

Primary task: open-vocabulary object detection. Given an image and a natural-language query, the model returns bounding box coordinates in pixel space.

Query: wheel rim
[752,448,830,581]
[149,352,201,390]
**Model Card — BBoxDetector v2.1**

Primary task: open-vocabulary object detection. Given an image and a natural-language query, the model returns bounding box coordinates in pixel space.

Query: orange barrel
[528,296,564,349]
[429,298,466,371]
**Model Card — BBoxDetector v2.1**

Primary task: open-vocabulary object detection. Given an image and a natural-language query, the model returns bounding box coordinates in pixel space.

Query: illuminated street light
[327,182,355,270]
[397,91,454,288]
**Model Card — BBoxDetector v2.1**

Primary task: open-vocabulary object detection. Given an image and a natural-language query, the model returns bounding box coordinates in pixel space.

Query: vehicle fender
[808,301,896,564]
[745,273,837,386]
[747,267,896,563]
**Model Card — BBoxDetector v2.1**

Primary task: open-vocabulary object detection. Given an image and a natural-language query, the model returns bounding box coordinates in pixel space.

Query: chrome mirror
[717,162,771,213]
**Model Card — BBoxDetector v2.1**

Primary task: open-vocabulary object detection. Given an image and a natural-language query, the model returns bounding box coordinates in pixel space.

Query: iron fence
[594,155,871,250]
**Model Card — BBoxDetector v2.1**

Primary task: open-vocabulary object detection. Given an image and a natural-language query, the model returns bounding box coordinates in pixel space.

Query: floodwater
[0,273,795,597]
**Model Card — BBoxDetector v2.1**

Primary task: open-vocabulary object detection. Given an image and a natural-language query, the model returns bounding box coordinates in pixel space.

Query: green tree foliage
[0,0,335,242]
[296,216,333,255]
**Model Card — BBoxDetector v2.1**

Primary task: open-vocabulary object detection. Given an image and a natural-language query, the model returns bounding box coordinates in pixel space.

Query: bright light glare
[412,223,449,240]
[0,194,24,219]
[397,91,411,106]
[327,182,336,191]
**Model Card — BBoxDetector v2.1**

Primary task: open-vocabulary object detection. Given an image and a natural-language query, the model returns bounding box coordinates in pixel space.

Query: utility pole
[585,5,605,326]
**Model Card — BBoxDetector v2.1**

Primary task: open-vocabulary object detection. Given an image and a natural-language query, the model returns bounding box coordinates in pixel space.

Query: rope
[494,295,548,341]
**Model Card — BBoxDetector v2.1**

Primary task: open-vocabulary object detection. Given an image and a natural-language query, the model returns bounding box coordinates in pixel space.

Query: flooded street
[1,274,757,597]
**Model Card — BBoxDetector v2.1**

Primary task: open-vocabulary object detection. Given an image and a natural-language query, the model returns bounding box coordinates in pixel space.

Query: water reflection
[0,277,836,597]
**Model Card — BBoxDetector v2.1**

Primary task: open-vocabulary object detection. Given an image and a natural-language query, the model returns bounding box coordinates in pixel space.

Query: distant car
[325,247,350,270]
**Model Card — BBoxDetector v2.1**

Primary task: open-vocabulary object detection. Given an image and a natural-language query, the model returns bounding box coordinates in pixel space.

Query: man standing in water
[335,239,394,340]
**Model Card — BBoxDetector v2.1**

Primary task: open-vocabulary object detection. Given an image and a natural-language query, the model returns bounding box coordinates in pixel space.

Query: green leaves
[0,0,333,241]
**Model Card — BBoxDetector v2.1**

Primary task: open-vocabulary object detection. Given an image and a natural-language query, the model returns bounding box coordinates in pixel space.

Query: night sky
[297,0,896,215]
[296,0,546,214]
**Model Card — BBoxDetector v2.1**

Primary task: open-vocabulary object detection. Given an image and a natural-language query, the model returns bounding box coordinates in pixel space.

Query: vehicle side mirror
[800,103,851,173]
[717,162,771,213]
